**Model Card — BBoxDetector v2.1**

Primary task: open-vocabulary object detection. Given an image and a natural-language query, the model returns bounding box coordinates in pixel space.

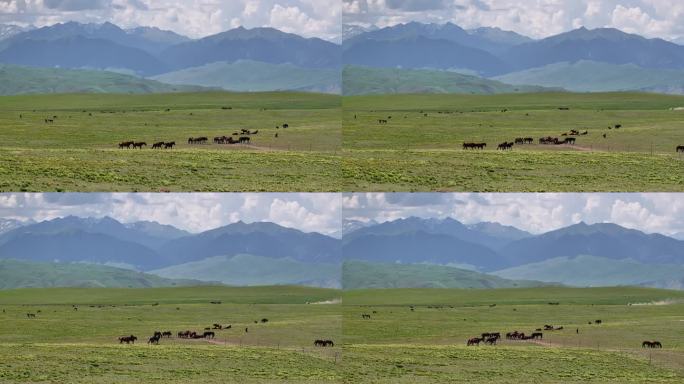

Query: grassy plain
[0,92,341,191]
[0,286,342,383]
[341,287,684,383]
[343,92,684,191]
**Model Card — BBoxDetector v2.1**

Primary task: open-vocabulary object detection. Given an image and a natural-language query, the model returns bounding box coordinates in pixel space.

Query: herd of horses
[373,112,684,153]
[117,127,273,149]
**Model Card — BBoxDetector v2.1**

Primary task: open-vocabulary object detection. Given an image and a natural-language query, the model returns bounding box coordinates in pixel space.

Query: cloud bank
[343,193,684,237]
[343,0,684,42]
[0,0,341,40]
[0,193,342,236]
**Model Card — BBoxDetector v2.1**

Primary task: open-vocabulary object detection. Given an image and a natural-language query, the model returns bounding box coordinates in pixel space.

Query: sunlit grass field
[341,287,684,383]
[343,92,684,191]
[0,92,341,191]
[0,286,342,383]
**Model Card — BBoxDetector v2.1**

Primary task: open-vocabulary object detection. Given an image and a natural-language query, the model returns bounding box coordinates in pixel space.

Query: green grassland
[342,287,684,383]
[0,92,341,191]
[0,286,342,383]
[343,92,684,191]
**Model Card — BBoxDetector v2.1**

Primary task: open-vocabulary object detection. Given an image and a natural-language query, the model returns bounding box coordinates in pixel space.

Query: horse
[162,331,172,338]
[203,331,215,339]
[148,335,160,344]
[164,142,175,149]
[152,142,165,149]
[132,142,147,149]
[467,337,482,346]
[119,335,137,344]
[119,141,133,149]
[676,145,684,153]
[361,314,371,319]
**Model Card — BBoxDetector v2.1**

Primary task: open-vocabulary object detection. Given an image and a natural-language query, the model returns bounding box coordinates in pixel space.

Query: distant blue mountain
[343,218,684,274]
[0,22,340,77]
[344,23,684,83]
[0,35,169,76]
[159,26,340,70]
[502,27,684,72]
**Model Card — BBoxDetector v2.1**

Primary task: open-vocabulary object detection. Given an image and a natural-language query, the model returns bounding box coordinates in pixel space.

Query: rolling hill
[151,254,341,288]
[343,66,559,95]
[0,259,207,289]
[0,64,208,95]
[154,60,341,93]
[493,255,684,290]
[495,60,684,93]
[342,260,548,289]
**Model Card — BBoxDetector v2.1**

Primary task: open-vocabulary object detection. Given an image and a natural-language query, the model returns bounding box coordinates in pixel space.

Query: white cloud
[344,193,684,236]
[0,193,342,236]
[0,0,342,40]
[343,0,684,42]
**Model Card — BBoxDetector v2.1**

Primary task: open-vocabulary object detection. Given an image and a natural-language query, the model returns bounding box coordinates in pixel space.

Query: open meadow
[0,286,342,383]
[342,287,684,383]
[343,93,684,191]
[0,92,341,192]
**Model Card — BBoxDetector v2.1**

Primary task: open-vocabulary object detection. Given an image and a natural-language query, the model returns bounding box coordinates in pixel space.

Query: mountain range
[0,22,341,94]
[0,216,341,289]
[343,217,684,290]
[342,22,684,95]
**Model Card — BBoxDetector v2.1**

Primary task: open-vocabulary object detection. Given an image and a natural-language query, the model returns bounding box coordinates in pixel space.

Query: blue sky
[343,0,684,43]
[343,193,684,237]
[0,193,342,235]
[0,0,341,40]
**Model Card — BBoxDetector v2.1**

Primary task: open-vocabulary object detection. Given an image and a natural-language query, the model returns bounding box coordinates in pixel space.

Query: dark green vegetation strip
[343,286,684,306]
[0,286,340,305]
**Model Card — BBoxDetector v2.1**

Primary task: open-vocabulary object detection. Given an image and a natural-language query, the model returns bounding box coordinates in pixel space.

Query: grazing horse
[148,335,160,344]
[119,335,137,344]
[152,142,165,149]
[282,124,289,129]
[565,137,576,145]
[164,142,175,149]
[119,141,133,149]
[484,336,498,345]
[239,136,251,144]
[531,332,543,339]
[497,142,514,151]
[677,145,684,153]
[162,331,172,338]
[203,331,215,339]
[467,337,482,346]
[361,314,371,319]
[644,341,663,348]
[133,142,147,149]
